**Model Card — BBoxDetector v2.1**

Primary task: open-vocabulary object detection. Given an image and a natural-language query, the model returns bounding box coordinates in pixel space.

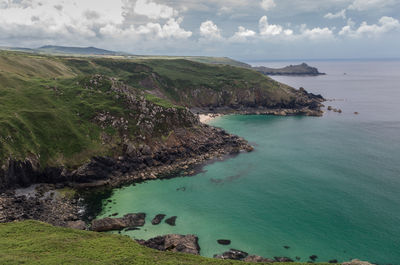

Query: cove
[95,60,400,264]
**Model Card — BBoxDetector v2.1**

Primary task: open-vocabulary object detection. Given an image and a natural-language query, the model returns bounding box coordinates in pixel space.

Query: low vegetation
[0,221,337,265]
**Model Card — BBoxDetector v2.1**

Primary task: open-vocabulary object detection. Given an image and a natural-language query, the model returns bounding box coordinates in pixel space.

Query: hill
[254,63,325,76]
[37,45,125,55]
[0,220,334,265]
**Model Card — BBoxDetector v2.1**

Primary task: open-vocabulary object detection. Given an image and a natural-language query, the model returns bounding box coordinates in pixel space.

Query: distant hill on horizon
[37,45,128,55]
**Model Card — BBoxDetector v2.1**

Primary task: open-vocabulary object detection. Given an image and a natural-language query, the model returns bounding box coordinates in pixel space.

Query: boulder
[243,255,275,263]
[165,216,177,226]
[151,214,166,225]
[91,217,126,232]
[66,220,86,230]
[91,213,146,232]
[214,249,248,260]
[138,234,200,255]
[217,239,231,245]
[342,259,376,265]
[310,255,318,261]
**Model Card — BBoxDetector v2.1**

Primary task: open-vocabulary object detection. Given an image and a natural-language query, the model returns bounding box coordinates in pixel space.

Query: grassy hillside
[0,50,298,170]
[0,221,336,265]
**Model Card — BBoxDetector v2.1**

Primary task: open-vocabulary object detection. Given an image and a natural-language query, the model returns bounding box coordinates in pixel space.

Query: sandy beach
[199,113,222,123]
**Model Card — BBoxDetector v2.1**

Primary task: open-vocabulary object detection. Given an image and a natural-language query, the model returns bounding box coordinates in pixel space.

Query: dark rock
[274,256,294,262]
[296,256,301,261]
[91,213,145,232]
[284,245,290,249]
[151,214,166,225]
[138,234,200,255]
[125,227,140,231]
[91,217,126,232]
[329,259,339,263]
[111,213,118,216]
[214,249,248,260]
[310,255,318,261]
[217,239,231,245]
[243,255,275,263]
[165,216,177,226]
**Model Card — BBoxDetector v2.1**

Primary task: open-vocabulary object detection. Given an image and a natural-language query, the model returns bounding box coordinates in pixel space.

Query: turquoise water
[96,60,400,264]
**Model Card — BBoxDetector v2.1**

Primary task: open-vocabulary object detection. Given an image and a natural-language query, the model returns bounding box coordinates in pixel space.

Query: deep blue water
[97,60,400,264]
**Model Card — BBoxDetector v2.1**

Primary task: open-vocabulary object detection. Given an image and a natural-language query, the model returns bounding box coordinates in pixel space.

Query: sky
[0,0,399,60]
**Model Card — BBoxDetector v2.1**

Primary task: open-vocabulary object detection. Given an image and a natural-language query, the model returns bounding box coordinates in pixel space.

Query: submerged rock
[329,259,339,263]
[342,259,376,265]
[310,255,318,261]
[151,214,166,225]
[165,216,177,226]
[138,234,200,255]
[217,239,231,245]
[274,256,294,262]
[91,213,146,232]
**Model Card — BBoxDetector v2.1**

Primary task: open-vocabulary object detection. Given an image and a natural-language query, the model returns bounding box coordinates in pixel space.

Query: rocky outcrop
[91,213,146,232]
[151,214,166,225]
[165,216,177,226]
[343,259,376,265]
[137,234,200,255]
[254,63,325,76]
[217,239,231,245]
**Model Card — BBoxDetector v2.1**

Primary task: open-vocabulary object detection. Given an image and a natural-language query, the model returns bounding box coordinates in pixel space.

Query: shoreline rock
[91,213,146,232]
[165,216,177,226]
[137,234,200,255]
[151,214,166,225]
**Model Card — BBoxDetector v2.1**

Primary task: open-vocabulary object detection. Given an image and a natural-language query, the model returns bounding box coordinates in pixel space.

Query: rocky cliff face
[0,75,252,191]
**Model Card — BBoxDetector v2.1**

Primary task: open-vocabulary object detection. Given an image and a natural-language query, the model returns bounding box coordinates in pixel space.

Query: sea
[95,59,400,264]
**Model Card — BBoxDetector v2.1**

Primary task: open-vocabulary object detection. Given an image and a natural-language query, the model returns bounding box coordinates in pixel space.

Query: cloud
[231,26,256,42]
[260,0,276,11]
[200,20,222,39]
[339,16,400,37]
[301,27,334,40]
[348,0,396,11]
[259,15,283,36]
[133,0,178,19]
[324,9,346,19]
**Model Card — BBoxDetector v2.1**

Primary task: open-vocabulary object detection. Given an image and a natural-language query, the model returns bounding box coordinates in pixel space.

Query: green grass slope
[0,221,336,265]
[0,50,295,169]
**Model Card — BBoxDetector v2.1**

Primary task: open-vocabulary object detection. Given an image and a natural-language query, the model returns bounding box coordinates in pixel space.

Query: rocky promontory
[254,63,325,76]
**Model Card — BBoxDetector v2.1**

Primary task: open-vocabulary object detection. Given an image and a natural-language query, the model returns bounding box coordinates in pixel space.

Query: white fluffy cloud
[348,0,396,11]
[133,0,178,19]
[260,0,276,11]
[339,16,400,37]
[301,27,334,40]
[200,20,222,39]
[324,9,346,19]
[231,26,256,42]
[259,15,283,36]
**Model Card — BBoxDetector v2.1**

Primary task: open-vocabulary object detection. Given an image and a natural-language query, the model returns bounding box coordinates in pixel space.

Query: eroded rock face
[343,259,376,265]
[137,234,200,255]
[91,213,146,232]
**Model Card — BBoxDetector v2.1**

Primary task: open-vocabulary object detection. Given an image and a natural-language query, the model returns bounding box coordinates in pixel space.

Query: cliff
[0,51,323,191]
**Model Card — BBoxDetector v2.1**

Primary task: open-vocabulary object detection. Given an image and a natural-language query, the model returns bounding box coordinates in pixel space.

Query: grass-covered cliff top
[0,50,295,169]
[0,221,336,265]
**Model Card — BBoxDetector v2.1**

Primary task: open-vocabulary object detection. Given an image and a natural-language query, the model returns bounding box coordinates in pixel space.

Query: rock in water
[329,259,339,263]
[274,256,294,262]
[91,213,146,232]
[165,216,177,226]
[342,259,376,265]
[217,239,231,245]
[310,255,318,261]
[214,249,249,260]
[91,217,126,232]
[151,214,166,225]
[137,234,200,255]
[243,255,275,263]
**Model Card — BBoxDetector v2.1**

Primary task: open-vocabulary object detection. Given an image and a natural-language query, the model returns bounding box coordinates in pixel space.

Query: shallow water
[96,60,400,264]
